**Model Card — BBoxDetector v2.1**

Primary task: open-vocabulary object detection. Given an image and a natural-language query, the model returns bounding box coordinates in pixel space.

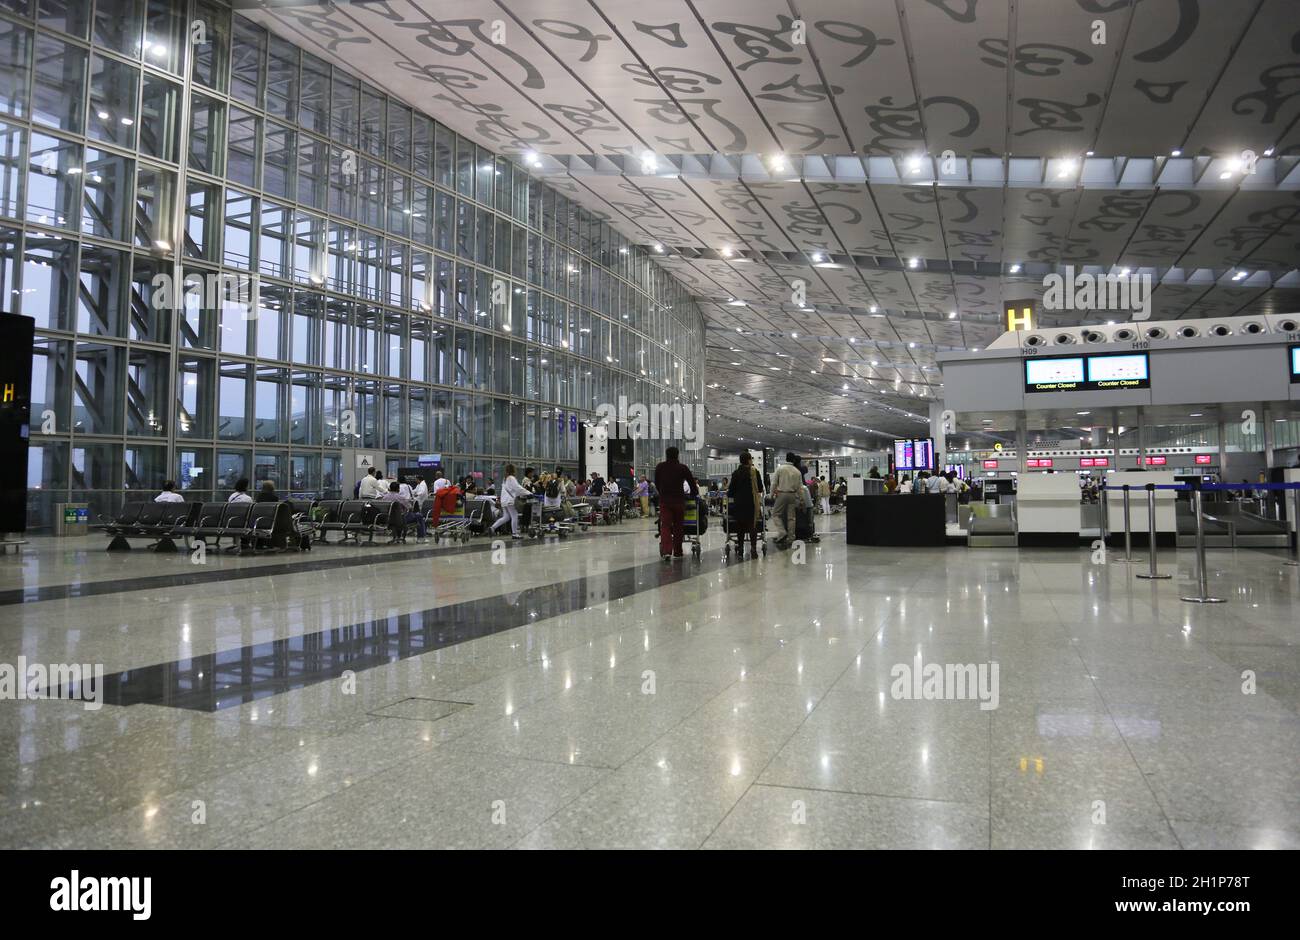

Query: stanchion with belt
[1135,482,1170,580]
[1289,486,1300,569]
[1118,484,1136,564]
[1180,479,1223,604]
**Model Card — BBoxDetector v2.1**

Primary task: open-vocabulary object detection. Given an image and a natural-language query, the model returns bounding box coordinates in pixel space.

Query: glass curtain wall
[5,0,706,527]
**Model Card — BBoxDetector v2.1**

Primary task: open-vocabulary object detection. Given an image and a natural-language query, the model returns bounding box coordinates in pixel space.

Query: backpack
[546,479,560,499]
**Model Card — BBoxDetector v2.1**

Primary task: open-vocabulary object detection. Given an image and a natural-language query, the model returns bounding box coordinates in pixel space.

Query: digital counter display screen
[1025,353,1151,392]
[1291,345,1299,383]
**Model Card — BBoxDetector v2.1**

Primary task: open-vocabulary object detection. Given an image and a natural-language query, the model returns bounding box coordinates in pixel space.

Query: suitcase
[795,506,816,542]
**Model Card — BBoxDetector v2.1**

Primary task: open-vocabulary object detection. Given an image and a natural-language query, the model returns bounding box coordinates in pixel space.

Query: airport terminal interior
[1,0,1298,851]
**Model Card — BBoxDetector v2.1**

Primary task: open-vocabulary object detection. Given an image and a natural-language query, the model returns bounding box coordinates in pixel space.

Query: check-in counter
[846,493,947,546]
[1103,471,1179,547]
[1016,474,1085,546]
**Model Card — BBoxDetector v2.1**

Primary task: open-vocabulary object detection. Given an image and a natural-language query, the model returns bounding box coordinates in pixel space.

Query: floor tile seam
[748,780,993,811]
[694,645,865,848]
[1071,644,1188,849]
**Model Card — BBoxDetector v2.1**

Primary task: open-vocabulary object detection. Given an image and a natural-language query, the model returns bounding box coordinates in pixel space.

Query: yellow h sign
[1,383,12,403]
[1006,304,1035,332]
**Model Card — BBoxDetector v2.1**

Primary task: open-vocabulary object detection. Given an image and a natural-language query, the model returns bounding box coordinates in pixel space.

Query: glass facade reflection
[3,0,706,528]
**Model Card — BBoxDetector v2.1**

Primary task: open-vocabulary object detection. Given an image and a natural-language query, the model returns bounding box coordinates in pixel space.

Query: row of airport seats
[95,492,612,553]
[97,500,298,553]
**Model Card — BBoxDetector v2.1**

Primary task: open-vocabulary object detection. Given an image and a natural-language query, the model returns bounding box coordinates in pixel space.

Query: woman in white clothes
[490,463,530,539]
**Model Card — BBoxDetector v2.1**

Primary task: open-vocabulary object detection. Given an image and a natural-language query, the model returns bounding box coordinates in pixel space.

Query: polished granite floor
[1,516,1297,850]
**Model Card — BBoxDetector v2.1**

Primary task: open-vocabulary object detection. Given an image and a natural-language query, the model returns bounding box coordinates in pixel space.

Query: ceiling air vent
[1083,330,1107,344]
[1053,332,1077,345]
[1176,325,1200,339]
[1209,324,1233,337]
[1280,319,1299,333]
[1023,334,1045,347]
[1112,327,1136,341]
[1241,321,1264,334]
[1145,326,1168,339]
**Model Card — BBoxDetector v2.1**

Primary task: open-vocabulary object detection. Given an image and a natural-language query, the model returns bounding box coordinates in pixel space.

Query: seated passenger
[155,480,185,503]
[228,478,254,503]
[255,480,279,502]
[381,481,427,542]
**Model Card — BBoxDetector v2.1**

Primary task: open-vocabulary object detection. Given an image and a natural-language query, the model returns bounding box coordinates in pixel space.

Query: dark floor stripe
[2,524,652,607]
[65,549,741,713]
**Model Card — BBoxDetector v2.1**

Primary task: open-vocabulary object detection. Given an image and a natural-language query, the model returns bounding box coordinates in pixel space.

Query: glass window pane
[291,288,321,365]
[134,161,177,250]
[38,0,89,40]
[31,34,86,133]
[256,282,288,360]
[87,55,138,149]
[77,243,128,337]
[179,267,218,349]
[126,348,169,437]
[143,0,185,74]
[81,147,132,241]
[330,70,358,147]
[0,20,31,119]
[139,72,181,164]
[176,445,212,495]
[128,257,171,343]
[176,356,215,439]
[190,0,230,92]
[218,361,249,440]
[223,188,255,269]
[298,53,328,134]
[73,341,124,434]
[263,121,293,198]
[184,179,220,261]
[188,92,225,175]
[434,122,453,188]
[359,83,385,159]
[20,234,77,329]
[27,132,79,228]
[258,202,288,279]
[388,100,410,169]
[230,16,264,106]
[412,113,432,179]
[265,34,297,120]
[226,106,259,188]
[93,0,144,58]
[296,134,326,209]
[254,366,287,443]
[31,336,72,441]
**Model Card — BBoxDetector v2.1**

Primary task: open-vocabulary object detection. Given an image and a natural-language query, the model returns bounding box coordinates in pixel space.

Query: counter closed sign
[1025,353,1150,393]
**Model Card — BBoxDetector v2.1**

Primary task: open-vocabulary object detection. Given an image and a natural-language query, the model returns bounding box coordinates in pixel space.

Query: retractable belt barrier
[1100,481,1300,598]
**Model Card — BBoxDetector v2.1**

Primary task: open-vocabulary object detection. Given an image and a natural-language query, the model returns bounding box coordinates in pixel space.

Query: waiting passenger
[380,481,427,543]
[490,463,531,539]
[358,468,382,500]
[654,446,699,560]
[428,474,461,527]
[155,481,185,503]
[768,452,802,548]
[255,480,279,502]
[228,478,254,503]
[727,452,764,558]
[634,476,650,516]
[898,474,913,495]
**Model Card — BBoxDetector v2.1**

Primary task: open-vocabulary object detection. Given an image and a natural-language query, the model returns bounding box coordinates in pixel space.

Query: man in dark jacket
[654,446,699,560]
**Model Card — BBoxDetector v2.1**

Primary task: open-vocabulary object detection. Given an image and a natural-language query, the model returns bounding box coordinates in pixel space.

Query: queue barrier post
[1135,483,1170,581]
[1120,485,1135,564]
[1289,487,1300,569]
[1181,481,1224,604]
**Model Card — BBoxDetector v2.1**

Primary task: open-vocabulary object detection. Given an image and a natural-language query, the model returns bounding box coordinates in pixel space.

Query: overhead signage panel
[1025,353,1150,393]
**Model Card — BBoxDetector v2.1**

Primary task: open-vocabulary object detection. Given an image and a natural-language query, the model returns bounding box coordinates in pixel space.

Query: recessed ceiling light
[1009,263,1021,273]
[1170,149,1181,157]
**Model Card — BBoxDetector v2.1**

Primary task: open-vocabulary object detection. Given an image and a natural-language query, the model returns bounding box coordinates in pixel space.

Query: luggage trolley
[430,496,474,543]
[722,495,767,561]
[655,497,708,559]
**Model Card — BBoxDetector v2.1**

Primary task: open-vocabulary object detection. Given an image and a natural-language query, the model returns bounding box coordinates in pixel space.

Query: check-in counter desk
[1016,474,1086,547]
[846,493,947,546]
[1102,471,1179,548]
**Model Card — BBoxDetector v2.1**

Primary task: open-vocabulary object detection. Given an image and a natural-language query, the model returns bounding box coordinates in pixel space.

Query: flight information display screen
[1087,353,1149,389]
[1291,345,1299,383]
[893,438,934,471]
[1025,357,1085,391]
[1025,353,1151,392]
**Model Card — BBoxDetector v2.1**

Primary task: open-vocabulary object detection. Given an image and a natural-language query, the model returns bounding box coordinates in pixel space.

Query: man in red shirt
[653,446,699,560]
